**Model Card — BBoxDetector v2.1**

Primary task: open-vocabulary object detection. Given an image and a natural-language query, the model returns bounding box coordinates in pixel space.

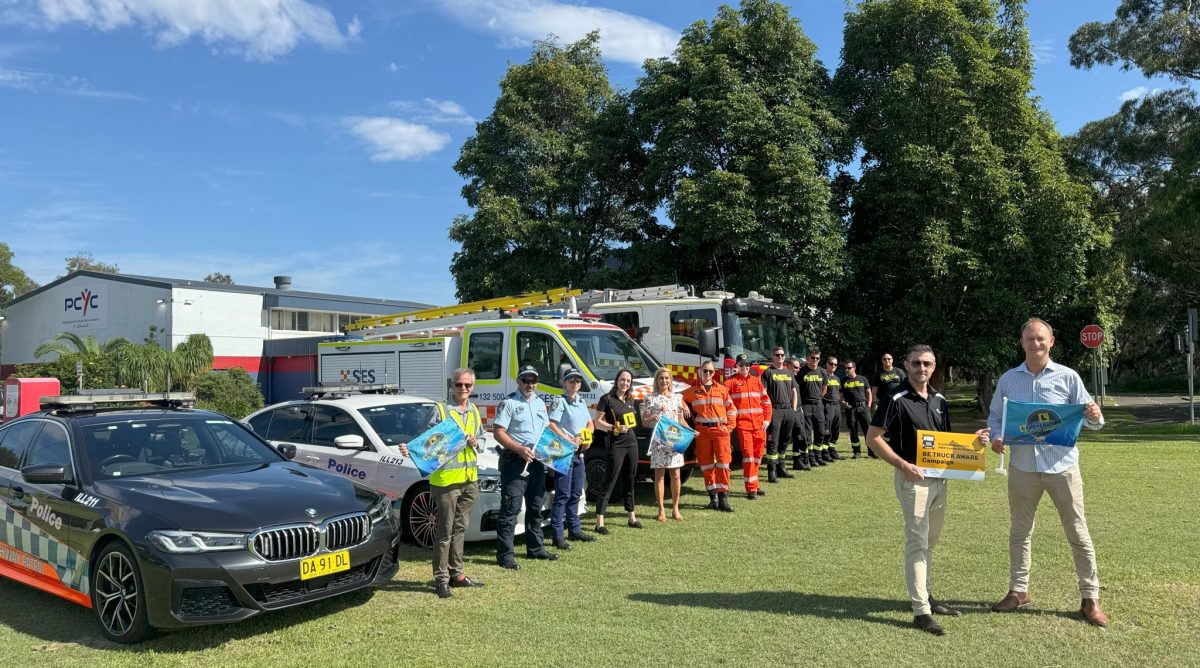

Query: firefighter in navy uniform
[870,353,907,459]
[840,360,873,458]
[787,359,816,469]
[822,356,844,460]
[760,346,799,482]
[798,349,832,464]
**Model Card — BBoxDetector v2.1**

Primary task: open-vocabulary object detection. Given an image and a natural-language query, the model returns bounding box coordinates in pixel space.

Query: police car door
[3,420,90,601]
[301,405,377,485]
[0,421,46,571]
[356,402,431,498]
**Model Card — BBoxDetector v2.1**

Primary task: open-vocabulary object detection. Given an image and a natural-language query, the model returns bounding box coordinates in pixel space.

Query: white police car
[246,389,542,548]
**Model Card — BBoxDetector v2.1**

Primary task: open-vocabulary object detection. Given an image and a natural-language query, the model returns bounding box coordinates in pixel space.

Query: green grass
[2,436,1197,667]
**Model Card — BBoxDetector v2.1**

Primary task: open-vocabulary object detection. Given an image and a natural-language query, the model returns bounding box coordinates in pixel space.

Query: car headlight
[146,530,247,554]
[478,476,500,494]
[366,495,392,525]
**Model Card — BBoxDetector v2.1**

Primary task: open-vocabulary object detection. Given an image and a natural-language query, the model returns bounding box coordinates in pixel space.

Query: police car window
[362,403,439,445]
[669,308,717,355]
[24,422,73,474]
[309,406,369,448]
[467,332,503,381]
[263,406,310,443]
[0,421,44,470]
[83,418,281,479]
[516,330,566,389]
[246,411,273,437]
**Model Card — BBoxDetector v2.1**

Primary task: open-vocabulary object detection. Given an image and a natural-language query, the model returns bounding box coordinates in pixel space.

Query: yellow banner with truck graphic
[915,430,987,481]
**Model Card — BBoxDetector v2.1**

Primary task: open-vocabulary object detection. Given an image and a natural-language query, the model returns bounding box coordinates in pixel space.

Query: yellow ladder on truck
[344,287,582,332]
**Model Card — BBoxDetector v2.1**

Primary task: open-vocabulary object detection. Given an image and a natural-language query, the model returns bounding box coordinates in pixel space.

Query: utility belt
[771,404,795,410]
[694,417,727,429]
[800,400,822,407]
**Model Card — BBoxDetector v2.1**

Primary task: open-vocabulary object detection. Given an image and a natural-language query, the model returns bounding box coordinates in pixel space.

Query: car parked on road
[0,392,401,644]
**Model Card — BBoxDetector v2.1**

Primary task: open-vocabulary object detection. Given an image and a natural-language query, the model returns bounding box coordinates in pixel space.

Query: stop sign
[1080,324,1104,349]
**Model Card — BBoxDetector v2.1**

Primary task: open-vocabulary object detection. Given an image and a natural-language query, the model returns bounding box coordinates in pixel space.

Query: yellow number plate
[300,550,351,581]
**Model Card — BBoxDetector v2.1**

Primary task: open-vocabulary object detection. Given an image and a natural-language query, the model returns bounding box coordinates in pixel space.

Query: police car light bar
[301,384,404,398]
[40,391,197,412]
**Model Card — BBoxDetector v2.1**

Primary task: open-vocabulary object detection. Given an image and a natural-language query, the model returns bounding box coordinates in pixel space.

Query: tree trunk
[976,373,995,417]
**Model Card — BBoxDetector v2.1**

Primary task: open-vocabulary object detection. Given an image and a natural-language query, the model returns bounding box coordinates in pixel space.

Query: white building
[1,270,427,398]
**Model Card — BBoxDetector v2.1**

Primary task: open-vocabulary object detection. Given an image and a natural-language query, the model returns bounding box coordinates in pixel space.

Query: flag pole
[995,397,1008,476]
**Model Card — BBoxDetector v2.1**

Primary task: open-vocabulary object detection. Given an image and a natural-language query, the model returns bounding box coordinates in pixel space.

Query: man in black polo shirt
[760,346,798,483]
[840,360,872,458]
[822,356,844,460]
[872,352,907,409]
[866,344,958,636]
[798,349,831,464]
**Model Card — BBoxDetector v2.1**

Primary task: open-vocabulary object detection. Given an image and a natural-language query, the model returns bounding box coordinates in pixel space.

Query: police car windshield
[560,328,658,381]
[81,416,282,480]
[360,402,441,446]
[724,312,805,363]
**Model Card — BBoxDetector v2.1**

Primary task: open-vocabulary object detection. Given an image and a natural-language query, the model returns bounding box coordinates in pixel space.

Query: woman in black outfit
[594,369,642,533]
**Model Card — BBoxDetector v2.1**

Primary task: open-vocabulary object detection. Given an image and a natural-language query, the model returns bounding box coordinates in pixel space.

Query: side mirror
[699,327,719,360]
[334,434,366,450]
[22,464,72,485]
[277,443,298,460]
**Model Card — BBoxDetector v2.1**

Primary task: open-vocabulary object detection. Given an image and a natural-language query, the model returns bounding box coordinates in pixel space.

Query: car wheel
[585,457,607,502]
[91,542,153,644]
[401,483,437,549]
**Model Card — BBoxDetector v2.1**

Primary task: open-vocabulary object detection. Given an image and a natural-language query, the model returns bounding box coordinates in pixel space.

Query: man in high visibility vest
[400,367,485,599]
[725,353,773,500]
[683,359,737,512]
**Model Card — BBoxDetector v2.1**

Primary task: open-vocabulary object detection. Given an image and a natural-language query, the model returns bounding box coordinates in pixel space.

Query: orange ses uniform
[725,373,773,494]
[682,382,737,495]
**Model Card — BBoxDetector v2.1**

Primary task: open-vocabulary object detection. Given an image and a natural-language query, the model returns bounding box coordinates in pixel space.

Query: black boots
[777,460,795,479]
[829,447,842,460]
[706,492,718,509]
[793,455,811,471]
[717,492,734,512]
[851,445,862,459]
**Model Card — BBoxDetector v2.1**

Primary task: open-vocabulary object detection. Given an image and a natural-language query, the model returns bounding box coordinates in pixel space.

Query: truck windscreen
[723,312,806,362]
[560,328,659,381]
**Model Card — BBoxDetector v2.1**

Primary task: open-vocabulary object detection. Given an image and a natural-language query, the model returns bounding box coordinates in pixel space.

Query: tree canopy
[64,252,119,275]
[1069,0,1200,82]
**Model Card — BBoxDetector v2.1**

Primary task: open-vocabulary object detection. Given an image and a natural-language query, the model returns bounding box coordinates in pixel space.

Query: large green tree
[0,242,37,305]
[64,252,119,274]
[449,33,651,301]
[836,0,1108,396]
[628,0,847,305]
[1070,0,1200,82]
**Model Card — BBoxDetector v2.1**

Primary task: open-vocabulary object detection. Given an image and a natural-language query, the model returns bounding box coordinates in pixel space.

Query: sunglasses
[825,362,837,366]
[519,377,538,384]
[808,356,820,360]
[845,366,856,370]
[908,360,935,368]
[565,377,582,383]
[700,368,715,374]
[453,382,474,389]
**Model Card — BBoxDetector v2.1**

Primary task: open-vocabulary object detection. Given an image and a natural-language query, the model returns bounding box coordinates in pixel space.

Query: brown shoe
[991,591,1032,612]
[1081,598,1110,628]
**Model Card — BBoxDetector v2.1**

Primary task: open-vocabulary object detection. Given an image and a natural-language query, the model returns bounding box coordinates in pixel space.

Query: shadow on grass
[0,580,375,653]
[628,590,916,629]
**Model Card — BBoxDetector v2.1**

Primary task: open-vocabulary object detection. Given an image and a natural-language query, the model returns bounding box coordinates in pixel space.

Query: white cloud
[1030,38,1055,64]
[0,64,141,99]
[343,116,451,161]
[13,0,361,61]
[390,97,476,125]
[1119,86,1163,102]
[434,0,678,66]
[388,61,398,72]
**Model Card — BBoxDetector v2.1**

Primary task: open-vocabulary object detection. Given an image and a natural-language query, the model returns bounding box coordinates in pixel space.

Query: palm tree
[169,333,214,391]
[111,333,214,392]
[34,332,130,359]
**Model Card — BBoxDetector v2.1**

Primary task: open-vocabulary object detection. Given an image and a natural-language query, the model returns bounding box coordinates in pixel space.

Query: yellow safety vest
[429,403,481,487]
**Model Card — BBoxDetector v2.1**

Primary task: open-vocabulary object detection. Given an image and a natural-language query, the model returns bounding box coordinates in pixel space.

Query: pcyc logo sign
[60,287,107,330]
[64,289,100,316]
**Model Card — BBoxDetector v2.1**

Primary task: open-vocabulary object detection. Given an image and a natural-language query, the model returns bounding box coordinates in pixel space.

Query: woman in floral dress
[641,367,690,522]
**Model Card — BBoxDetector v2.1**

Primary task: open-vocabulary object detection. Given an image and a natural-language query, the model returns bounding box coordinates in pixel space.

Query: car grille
[179,586,241,617]
[325,514,370,551]
[248,562,374,605]
[252,525,321,561]
[249,512,371,562]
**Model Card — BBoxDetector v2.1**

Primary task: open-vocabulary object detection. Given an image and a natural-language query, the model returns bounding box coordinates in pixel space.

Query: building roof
[8,270,431,315]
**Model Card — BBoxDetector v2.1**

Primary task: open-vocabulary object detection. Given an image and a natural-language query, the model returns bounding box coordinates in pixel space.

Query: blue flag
[652,414,697,454]
[533,428,577,476]
[407,418,469,477]
[1002,400,1087,447]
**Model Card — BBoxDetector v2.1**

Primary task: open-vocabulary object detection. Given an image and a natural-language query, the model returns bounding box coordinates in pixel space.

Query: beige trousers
[1008,464,1100,598]
[894,470,947,616]
[432,480,478,584]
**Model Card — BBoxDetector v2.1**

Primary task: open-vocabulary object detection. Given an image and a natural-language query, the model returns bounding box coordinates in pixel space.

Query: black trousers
[597,444,637,515]
[847,404,871,443]
[801,402,825,446]
[496,453,546,563]
[823,402,841,444]
[766,408,796,463]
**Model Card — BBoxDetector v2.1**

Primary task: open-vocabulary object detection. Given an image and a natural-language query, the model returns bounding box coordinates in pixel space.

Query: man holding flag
[547,367,596,550]
[986,318,1109,627]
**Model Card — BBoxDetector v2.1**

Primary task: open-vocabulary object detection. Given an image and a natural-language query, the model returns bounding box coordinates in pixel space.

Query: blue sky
[0,0,1169,306]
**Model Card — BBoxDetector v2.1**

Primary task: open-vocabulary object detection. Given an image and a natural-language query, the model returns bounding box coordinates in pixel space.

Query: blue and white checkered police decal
[1,499,90,594]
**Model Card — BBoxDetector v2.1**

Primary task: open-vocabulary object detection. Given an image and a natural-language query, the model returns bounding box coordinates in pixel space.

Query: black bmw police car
[0,392,401,643]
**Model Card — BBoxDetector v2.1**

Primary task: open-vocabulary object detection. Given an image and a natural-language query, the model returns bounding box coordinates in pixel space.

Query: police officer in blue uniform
[493,365,556,569]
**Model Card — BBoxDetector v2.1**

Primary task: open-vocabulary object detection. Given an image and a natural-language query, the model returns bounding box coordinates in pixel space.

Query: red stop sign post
[1080,324,1105,405]
[1080,324,1104,349]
